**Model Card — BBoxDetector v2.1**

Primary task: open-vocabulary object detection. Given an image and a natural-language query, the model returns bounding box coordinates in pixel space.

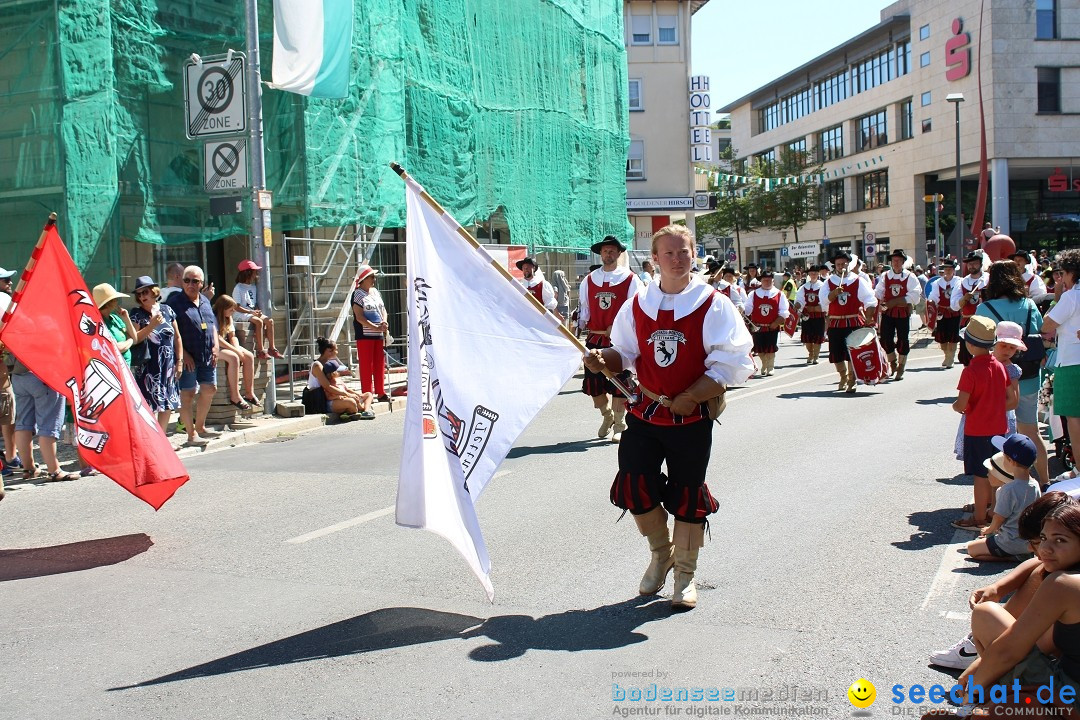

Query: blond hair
[650,224,695,255]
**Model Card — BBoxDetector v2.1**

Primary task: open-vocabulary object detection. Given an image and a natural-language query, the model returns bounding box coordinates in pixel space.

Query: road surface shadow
[111,597,671,688]
[953,559,1021,576]
[892,508,962,551]
[916,396,955,405]
[936,474,970,486]
[0,533,153,582]
[775,389,880,400]
[507,439,603,458]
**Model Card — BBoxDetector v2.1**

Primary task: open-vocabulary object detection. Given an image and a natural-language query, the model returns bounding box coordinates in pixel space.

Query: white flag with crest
[396,177,584,600]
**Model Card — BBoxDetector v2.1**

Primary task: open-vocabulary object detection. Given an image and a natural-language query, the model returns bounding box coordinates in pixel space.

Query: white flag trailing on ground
[270,0,353,99]
[396,177,582,600]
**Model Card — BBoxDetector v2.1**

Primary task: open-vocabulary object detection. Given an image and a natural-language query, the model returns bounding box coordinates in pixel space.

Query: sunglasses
[183,278,202,285]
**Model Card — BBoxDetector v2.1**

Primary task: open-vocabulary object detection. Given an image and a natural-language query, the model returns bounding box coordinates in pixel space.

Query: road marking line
[284,469,514,544]
[941,610,971,621]
[921,529,970,610]
[285,506,395,544]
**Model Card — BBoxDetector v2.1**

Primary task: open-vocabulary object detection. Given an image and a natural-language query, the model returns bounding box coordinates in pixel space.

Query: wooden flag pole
[11,212,57,298]
[389,162,634,399]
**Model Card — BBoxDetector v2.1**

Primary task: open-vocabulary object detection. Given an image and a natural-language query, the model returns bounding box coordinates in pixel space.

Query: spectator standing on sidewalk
[94,283,137,366]
[0,268,21,482]
[129,276,182,431]
[158,263,185,302]
[166,265,220,446]
[351,265,389,402]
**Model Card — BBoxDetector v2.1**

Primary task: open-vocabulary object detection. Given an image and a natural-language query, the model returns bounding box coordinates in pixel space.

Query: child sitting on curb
[967,434,1042,561]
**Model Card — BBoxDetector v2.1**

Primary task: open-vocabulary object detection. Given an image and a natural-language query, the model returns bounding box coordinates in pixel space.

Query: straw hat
[961,315,996,348]
[92,283,128,309]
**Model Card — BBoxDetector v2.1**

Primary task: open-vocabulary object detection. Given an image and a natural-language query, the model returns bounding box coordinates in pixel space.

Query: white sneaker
[929,634,978,669]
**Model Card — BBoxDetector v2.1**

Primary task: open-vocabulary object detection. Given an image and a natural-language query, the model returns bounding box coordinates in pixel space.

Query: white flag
[270,0,353,99]
[396,178,583,600]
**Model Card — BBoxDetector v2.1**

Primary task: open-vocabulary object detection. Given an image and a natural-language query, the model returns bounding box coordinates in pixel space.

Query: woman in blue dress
[129,275,182,430]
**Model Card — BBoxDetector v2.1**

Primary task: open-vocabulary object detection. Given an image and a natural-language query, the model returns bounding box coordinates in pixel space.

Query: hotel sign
[627,197,695,210]
[689,76,712,163]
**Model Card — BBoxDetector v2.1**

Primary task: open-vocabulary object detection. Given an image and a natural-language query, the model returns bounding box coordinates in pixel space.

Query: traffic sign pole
[244,0,275,415]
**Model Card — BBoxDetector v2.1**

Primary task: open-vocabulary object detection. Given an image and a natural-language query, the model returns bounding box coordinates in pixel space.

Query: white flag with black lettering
[396,178,582,600]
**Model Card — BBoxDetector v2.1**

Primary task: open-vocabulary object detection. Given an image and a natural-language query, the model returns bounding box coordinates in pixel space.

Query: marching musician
[716,266,748,306]
[951,251,988,366]
[795,264,826,365]
[743,269,789,376]
[584,225,752,610]
[823,250,877,393]
[874,249,923,381]
[578,236,642,442]
[926,259,962,368]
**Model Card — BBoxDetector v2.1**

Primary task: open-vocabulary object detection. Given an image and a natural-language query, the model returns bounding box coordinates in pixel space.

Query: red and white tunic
[795,280,826,318]
[950,274,987,318]
[823,273,876,328]
[874,271,922,318]
[524,275,556,310]
[743,287,790,327]
[610,277,753,426]
[1023,270,1047,298]
[578,267,640,347]
[927,278,961,318]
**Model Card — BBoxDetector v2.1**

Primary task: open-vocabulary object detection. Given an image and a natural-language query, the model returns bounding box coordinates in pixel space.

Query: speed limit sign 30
[184,54,247,139]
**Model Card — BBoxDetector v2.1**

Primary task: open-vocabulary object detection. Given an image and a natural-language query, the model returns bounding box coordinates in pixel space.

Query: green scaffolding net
[0,0,630,277]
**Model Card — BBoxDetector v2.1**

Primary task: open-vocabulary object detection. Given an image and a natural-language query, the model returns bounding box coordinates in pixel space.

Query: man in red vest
[823,249,877,392]
[743,269,789,376]
[515,256,560,321]
[584,225,753,609]
[577,236,642,441]
[874,249,923,380]
[926,259,962,367]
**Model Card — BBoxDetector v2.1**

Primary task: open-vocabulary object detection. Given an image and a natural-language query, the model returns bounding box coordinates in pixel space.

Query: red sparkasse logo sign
[945,18,971,81]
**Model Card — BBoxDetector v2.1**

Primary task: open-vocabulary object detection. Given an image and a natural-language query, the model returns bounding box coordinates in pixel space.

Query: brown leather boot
[895,355,907,381]
[634,507,674,595]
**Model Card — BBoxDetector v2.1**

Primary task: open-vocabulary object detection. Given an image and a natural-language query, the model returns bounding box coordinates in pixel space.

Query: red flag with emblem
[783,310,798,338]
[0,217,189,509]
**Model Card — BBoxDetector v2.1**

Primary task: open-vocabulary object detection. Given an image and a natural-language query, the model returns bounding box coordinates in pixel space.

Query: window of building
[896,40,911,76]
[921,118,932,133]
[628,79,643,111]
[657,15,678,44]
[920,91,932,107]
[919,24,930,41]
[631,14,651,44]
[716,138,732,156]
[787,138,808,168]
[824,180,845,215]
[1036,0,1057,39]
[857,109,888,151]
[859,169,889,210]
[853,48,893,94]
[919,51,931,68]
[815,69,849,112]
[901,100,913,140]
[818,125,843,162]
[1038,67,1061,112]
[627,140,645,179]
[757,149,776,169]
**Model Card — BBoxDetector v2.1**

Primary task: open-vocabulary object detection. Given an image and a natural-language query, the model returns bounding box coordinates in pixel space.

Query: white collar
[964,273,984,284]
[886,270,908,279]
[524,269,545,287]
[805,278,822,288]
[589,266,631,284]
[639,275,714,320]
[754,286,779,298]
[828,273,859,285]
[1022,269,1036,280]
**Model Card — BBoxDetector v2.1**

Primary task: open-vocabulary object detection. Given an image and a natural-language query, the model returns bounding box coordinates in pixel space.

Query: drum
[846,327,889,385]
[783,312,798,338]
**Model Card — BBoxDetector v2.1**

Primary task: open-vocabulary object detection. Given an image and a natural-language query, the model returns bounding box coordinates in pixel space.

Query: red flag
[0,219,189,509]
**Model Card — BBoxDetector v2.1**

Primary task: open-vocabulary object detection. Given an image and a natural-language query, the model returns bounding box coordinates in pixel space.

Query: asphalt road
[0,330,1016,719]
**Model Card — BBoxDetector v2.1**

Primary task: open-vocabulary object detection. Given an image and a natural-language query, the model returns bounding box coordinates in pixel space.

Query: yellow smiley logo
[847,678,876,709]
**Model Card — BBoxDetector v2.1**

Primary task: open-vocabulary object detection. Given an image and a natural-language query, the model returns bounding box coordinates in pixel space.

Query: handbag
[984,301,1046,380]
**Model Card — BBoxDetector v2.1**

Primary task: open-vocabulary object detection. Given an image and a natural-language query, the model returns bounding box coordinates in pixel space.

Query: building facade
[625,0,711,252]
[720,0,1080,269]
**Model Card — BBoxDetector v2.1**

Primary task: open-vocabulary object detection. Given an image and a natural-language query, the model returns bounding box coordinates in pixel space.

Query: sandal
[20,466,38,480]
[268,349,284,359]
[962,503,993,514]
[230,399,252,410]
[242,396,261,406]
[951,517,988,531]
[255,350,270,360]
[46,470,80,482]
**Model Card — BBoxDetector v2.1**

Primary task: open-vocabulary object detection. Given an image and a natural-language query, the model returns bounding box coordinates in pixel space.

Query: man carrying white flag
[396,173,585,600]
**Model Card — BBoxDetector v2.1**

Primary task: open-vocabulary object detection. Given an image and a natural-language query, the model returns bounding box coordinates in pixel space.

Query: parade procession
[3,0,1080,719]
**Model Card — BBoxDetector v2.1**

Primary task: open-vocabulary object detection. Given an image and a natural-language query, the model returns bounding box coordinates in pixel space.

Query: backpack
[984,301,1046,380]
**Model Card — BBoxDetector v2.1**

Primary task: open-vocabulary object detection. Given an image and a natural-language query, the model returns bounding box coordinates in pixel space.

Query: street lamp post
[946,93,965,259]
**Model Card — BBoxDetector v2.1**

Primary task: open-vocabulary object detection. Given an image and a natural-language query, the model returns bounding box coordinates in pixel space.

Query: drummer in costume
[950,250,988,366]
[874,249,923,380]
[578,236,643,441]
[794,264,826,364]
[1009,251,1047,297]
[823,250,877,392]
[926,259,962,367]
[584,224,753,609]
[743,270,789,376]
[516,256,562,321]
